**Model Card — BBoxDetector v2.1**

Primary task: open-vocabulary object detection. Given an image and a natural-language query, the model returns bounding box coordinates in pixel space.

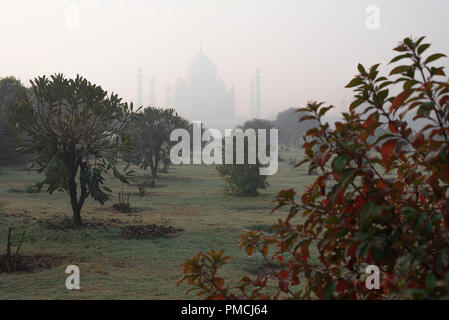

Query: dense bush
[216,161,268,196]
[179,36,449,299]
[216,119,272,196]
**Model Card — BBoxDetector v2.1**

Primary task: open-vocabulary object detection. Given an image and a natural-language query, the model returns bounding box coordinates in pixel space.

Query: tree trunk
[66,160,89,227]
[5,227,12,272]
[68,171,83,226]
[149,149,160,178]
[153,150,160,178]
[73,206,82,226]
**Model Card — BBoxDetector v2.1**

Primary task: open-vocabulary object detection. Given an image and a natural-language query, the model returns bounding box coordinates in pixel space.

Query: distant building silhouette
[149,77,156,106]
[250,69,261,118]
[165,85,172,106]
[137,68,143,107]
[172,48,235,127]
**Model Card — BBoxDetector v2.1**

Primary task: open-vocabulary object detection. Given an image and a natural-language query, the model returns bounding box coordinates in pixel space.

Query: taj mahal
[137,48,261,130]
[172,48,236,129]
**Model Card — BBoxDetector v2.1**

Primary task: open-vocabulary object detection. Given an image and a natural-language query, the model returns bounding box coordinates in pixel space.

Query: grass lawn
[0,149,313,299]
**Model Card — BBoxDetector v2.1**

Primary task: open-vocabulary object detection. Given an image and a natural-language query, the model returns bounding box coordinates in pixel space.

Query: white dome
[187,51,217,84]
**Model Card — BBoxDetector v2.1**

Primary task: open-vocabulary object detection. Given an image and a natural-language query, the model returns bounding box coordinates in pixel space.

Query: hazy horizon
[1,0,449,120]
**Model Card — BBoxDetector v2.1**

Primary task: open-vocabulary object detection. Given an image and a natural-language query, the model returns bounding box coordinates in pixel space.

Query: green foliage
[129,107,188,178]
[217,163,267,196]
[6,74,136,225]
[216,119,272,196]
[238,118,274,132]
[0,77,27,164]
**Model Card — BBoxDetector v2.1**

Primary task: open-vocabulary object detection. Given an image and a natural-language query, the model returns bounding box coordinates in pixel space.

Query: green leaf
[358,64,367,76]
[359,202,389,231]
[349,99,364,111]
[323,280,337,299]
[390,54,411,64]
[372,245,384,265]
[369,64,380,80]
[404,37,413,48]
[403,80,418,90]
[435,251,448,276]
[417,44,430,55]
[332,155,350,173]
[425,274,436,290]
[390,65,409,75]
[378,80,393,90]
[345,77,364,88]
[416,102,434,118]
[424,53,447,65]
[415,36,426,47]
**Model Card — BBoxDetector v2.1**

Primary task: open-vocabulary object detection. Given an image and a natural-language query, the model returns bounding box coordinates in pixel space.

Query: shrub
[137,174,151,196]
[137,182,148,196]
[113,189,132,213]
[217,163,267,196]
[216,119,273,196]
[179,36,449,299]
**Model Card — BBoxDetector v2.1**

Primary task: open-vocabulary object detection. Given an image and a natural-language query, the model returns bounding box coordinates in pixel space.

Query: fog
[1,0,448,122]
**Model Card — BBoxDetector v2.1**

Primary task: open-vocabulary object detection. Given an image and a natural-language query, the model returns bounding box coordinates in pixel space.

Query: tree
[0,77,24,106]
[238,118,274,132]
[179,36,449,299]
[216,119,273,196]
[0,77,26,164]
[273,108,318,147]
[7,74,136,226]
[131,107,188,178]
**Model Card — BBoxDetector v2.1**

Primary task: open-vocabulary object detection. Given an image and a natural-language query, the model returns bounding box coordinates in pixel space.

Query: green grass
[0,149,313,299]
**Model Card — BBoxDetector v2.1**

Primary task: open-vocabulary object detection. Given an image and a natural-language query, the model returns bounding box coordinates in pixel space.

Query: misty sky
[1,0,448,120]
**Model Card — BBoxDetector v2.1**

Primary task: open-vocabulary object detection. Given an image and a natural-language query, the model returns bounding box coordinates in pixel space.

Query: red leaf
[440,200,449,228]
[348,243,358,258]
[316,150,331,166]
[381,139,398,167]
[440,95,449,106]
[255,275,268,287]
[279,270,289,279]
[336,279,350,292]
[213,278,224,290]
[389,90,412,113]
[411,131,425,149]
[279,279,289,292]
[388,120,401,134]
[377,180,388,190]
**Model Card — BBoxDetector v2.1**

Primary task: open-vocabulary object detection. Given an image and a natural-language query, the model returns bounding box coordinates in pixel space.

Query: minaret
[250,79,255,118]
[149,77,156,106]
[230,83,235,118]
[255,69,261,118]
[165,85,172,106]
[137,68,143,107]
